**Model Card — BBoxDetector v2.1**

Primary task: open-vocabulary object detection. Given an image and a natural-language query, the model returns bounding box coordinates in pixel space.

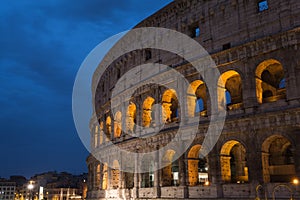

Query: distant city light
[293,178,299,185]
[27,184,34,190]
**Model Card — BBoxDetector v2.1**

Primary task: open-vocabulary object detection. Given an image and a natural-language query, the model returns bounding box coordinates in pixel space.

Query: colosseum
[86,0,300,199]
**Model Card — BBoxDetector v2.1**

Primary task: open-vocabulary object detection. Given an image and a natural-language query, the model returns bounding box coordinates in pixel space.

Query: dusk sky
[0,0,173,179]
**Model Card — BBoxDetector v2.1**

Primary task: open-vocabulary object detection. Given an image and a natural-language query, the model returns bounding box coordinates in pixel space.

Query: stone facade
[87,0,300,199]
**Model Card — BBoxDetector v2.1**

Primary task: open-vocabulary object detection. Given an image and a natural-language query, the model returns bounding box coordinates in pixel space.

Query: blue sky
[0,0,173,178]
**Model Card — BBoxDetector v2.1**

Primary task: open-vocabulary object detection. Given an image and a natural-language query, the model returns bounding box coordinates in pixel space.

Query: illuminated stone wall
[87,0,300,199]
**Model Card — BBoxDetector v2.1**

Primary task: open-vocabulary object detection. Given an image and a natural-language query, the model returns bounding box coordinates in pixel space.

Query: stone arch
[99,121,104,144]
[114,111,122,138]
[255,59,286,103]
[218,70,243,110]
[187,145,209,186]
[106,116,112,140]
[111,160,120,189]
[142,96,155,127]
[126,102,136,133]
[123,157,134,189]
[162,89,178,123]
[102,163,108,190]
[140,155,155,188]
[161,149,179,186]
[187,80,207,117]
[220,140,249,183]
[261,135,296,183]
[96,163,101,188]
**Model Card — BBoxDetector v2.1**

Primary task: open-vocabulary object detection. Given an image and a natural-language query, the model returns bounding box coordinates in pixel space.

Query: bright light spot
[293,178,299,185]
[204,181,210,186]
[27,184,34,190]
[173,172,179,181]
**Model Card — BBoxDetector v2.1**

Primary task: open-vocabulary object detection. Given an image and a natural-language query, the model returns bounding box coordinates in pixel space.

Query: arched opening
[102,163,108,190]
[141,155,155,188]
[111,160,120,189]
[142,96,155,127]
[187,145,209,186]
[195,98,204,113]
[161,149,179,186]
[225,90,232,105]
[123,160,134,189]
[262,135,296,183]
[162,89,179,123]
[126,102,136,133]
[99,122,104,144]
[220,140,248,183]
[218,70,243,110]
[114,111,122,138]
[88,164,93,190]
[187,80,207,117]
[255,59,286,103]
[106,116,112,140]
[96,164,100,189]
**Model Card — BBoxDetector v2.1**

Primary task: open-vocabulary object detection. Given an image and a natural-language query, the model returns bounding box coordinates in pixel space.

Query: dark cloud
[0,0,173,178]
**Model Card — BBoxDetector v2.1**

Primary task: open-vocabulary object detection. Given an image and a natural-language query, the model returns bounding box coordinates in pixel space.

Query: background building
[12,172,87,200]
[0,181,16,200]
[88,0,300,199]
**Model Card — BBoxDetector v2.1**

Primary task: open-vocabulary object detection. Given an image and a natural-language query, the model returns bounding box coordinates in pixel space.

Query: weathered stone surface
[87,0,300,199]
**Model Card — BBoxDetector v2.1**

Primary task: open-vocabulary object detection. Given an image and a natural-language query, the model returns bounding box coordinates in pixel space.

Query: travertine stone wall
[87,0,300,199]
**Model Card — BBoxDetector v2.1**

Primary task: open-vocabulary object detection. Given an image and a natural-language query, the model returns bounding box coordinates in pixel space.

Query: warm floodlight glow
[292,178,299,185]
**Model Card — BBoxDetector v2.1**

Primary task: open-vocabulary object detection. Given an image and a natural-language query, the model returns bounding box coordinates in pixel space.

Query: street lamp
[27,183,34,200]
[292,178,299,185]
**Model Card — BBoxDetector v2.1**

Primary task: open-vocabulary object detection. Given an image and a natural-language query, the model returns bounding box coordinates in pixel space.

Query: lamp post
[292,178,299,198]
[27,183,34,200]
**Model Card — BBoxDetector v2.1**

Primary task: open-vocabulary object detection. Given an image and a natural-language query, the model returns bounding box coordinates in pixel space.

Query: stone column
[119,157,123,189]
[88,164,92,191]
[99,163,103,190]
[243,61,260,110]
[220,155,231,182]
[247,147,265,199]
[294,134,300,180]
[110,114,115,141]
[247,151,264,183]
[154,148,161,198]
[178,77,187,121]
[133,154,139,198]
[135,103,142,137]
[186,95,196,118]
[121,102,126,139]
[93,163,97,190]
[91,126,95,151]
[107,167,111,190]
[261,152,270,183]
[106,157,111,190]
[208,150,224,198]
[97,126,101,148]
[103,116,109,143]
[286,58,300,102]
[118,171,124,199]
[179,155,188,198]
